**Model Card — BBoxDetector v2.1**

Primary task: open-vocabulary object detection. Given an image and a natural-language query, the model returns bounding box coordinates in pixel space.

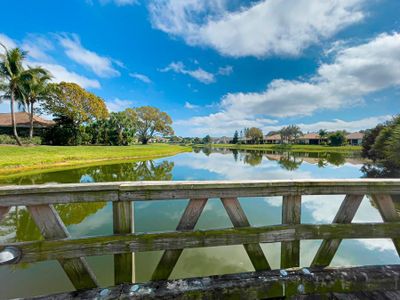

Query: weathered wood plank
[29,265,400,300]
[372,194,400,255]
[2,180,400,205]
[0,206,10,222]
[281,195,301,268]
[4,222,400,264]
[27,204,98,290]
[311,194,364,267]
[113,201,133,284]
[151,198,208,281]
[222,197,271,271]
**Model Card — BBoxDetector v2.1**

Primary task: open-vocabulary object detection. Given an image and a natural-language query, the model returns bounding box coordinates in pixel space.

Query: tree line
[0,44,173,146]
[362,115,400,170]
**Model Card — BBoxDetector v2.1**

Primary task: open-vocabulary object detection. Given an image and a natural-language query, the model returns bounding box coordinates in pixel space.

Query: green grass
[201,143,362,153]
[0,144,190,178]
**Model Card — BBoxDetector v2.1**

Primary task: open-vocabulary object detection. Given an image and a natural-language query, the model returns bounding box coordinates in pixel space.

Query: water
[0,148,399,298]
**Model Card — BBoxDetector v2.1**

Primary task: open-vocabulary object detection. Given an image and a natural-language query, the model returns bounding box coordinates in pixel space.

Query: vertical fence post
[113,201,133,285]
[281,195,301,269]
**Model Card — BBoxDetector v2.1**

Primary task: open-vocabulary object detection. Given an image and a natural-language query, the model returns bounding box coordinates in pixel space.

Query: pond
[0,148,399,299]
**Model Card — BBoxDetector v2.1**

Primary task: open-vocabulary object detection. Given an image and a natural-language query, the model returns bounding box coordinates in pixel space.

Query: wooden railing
[1,179,400,298]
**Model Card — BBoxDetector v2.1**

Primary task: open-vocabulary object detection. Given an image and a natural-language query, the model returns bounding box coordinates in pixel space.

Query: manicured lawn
[204,143,362,153]
[0,144,190,178]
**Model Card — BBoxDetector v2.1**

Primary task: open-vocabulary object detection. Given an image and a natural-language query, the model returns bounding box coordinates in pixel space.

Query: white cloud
[184,101,200,109]
[28,62,101,89]
[99,0,138,6]
[22,34,54,61]
[149,0,365,57]
[160,61,215,84]
[0,33,17,53]
[218,65,233,76]
[129,72,152,83]
[58,34,120,78]
[179,32,400,135]
[106,98,134,112]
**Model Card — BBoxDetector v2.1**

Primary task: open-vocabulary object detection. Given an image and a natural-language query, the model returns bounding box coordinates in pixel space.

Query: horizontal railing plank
[1,179,400,205]
[4,222,400,264]
[30,265,400,300]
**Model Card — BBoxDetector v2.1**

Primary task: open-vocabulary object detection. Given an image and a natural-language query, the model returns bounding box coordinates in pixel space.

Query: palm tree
[0,45,30,145]
[20,68,52,139]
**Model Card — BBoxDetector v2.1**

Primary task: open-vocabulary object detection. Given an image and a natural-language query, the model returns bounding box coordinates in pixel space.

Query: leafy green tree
[107,109,137,145]
[328,131,347,146]
[45,82,108,126]
[203,134,211,144]
[362,124,385,160]
[0,45,47,145]
[245,127,263,144]
[232,130,239,144]
[280,125,302,144]
[135,106,173,144]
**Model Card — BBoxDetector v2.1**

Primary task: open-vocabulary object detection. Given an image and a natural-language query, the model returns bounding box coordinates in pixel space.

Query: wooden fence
[1,179,400,298]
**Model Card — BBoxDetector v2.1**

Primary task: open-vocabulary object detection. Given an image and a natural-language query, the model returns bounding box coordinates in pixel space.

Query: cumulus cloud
[179,32,400,135]
[29,62,101,89]
[59,34,120,78]
[160,61,215,84]
[149,0,365,57]
[0,33,100,89]
[129,72,152,83]
[106,98,134,112]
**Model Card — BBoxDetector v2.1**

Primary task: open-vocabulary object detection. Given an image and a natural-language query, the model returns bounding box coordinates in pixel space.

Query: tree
[0,45,46,145]
[280,125,302,144]
[361,124,385,160]
[106,109,137,145]
[45,82,108,126]
[19,68,52,138]
[43,82,108,145]
[202,135,211,144]
[135,106,174,144]
[232,130,239,144]
[245,127,263,144]
[318,129,328,144]
[328,131,347,146]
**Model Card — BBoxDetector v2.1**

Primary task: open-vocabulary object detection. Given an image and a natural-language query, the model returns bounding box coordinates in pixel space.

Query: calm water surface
[0,148,399,299]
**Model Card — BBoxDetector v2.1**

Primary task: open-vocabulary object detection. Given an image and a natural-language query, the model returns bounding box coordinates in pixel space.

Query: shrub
[0,135,42,145]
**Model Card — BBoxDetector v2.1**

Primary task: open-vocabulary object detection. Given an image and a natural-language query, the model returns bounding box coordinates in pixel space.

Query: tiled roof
[346,132,364,139]
[0,112,55,128]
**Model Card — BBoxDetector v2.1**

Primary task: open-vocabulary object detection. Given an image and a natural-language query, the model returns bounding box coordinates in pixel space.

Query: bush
[0,135,42,145]
[328,131,347,146]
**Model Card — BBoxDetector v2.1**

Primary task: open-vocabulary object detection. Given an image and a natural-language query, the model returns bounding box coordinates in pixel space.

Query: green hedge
[0,135,42,145]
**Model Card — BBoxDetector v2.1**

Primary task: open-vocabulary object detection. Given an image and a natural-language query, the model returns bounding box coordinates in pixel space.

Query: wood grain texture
[113,201,133,284]
[5,222,400,264]
[372,194,400,255]
[27,204,98,290]
[1,179,400,205]
[311,194,364,267]
[0,206,10,222]
[221,197,271,271]
[281,195,301,268]
[151,198,208,281]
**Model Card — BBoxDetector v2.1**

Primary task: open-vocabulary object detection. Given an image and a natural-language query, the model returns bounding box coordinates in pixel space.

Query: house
[212,136,231,144]
[0,112,55,136]
[298,133,323,145]
[346,132,364,146]
[264,134,282,144]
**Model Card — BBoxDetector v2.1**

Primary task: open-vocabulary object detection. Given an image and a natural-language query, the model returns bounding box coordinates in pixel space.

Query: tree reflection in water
[0,160,175,245]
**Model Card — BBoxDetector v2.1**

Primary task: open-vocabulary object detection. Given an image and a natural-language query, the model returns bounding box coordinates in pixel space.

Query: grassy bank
[0,144,190,178]
[202,143,362,153]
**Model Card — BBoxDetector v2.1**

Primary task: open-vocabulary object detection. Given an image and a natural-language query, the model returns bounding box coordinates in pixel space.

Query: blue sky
[1,0,400,137]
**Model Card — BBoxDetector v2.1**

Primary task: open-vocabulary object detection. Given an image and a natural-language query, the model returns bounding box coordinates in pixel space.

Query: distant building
[346,132,364,146]
[0,112,55,136]
[298,133,324,145]
[265,134,282,144]
[211,136,230,144]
